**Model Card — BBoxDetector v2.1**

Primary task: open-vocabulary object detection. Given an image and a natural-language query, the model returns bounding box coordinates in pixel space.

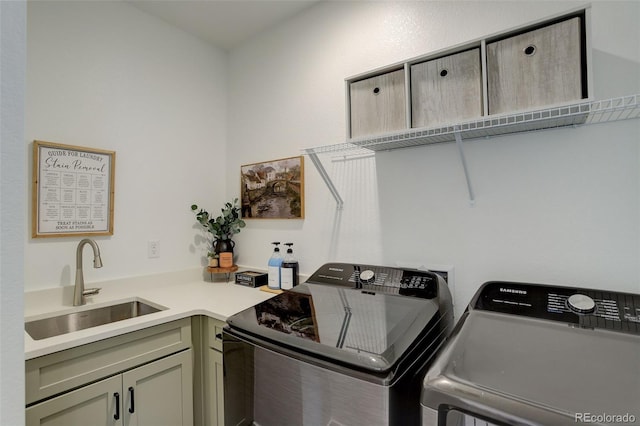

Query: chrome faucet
[73,239,103,306]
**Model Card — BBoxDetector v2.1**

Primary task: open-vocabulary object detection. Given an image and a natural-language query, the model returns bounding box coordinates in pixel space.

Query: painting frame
[32,140,116,238]
[241,156,304,219]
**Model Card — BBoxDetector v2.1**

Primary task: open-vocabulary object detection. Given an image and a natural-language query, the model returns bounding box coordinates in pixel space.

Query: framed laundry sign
[32,140,115,238]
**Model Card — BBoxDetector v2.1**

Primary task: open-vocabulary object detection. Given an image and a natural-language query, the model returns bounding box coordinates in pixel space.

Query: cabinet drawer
[349,68,406,138]
[207,317,226,351]
[411,48,483,128]
[487,17,584,114]
[26,318,192,405]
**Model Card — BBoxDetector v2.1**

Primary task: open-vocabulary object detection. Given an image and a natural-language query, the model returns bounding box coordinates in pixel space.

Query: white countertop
[24,268,276,360]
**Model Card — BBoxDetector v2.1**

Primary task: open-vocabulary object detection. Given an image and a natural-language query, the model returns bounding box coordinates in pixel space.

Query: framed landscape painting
[241,156,304,219]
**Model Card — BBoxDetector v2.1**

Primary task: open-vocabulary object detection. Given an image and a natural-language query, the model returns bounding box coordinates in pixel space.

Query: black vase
[214,238,235,268]
[214,238,235,255]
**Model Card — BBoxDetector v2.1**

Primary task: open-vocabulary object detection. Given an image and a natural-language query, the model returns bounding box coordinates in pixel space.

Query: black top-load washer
[223,262,454,426]
[421,281,640,426]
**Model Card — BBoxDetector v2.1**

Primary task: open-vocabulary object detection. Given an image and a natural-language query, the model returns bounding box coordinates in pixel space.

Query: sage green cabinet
[203,317,226,426]
[26,350,193,426]
[123,349,193,426]
[207,348,225,426]
[26,319,193,426]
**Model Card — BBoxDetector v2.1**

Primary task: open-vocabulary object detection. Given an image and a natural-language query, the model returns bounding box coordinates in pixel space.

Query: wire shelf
[302,94,640,207]
[303,94,639,156]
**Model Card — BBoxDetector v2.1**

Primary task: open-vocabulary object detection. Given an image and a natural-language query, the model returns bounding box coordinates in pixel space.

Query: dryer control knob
[359,270,376,285]
[567,294,596,314]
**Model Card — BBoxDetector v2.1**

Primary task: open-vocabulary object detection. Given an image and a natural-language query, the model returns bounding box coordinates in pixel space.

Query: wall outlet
[425,264,455,303]
[395,261,455,304]
[148,240,160,258]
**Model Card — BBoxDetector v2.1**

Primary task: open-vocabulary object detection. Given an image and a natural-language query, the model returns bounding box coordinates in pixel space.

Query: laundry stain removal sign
[35,143,113,236]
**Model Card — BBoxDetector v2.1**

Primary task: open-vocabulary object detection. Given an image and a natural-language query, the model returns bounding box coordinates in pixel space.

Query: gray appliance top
[226,262,451,373]
[422,281,640,424]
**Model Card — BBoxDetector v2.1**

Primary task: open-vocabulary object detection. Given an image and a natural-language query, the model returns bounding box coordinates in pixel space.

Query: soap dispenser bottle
[268,242,283,290]
[280,243,299,290]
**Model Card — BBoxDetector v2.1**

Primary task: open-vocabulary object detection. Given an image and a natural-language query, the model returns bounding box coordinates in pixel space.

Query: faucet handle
[83,287,101,297]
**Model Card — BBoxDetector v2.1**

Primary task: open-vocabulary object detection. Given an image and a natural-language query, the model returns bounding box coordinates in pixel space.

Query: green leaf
[191,199,245,239]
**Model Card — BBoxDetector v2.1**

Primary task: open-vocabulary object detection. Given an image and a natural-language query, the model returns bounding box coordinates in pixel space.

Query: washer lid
[226,283,442,372]
[426,310,640,420]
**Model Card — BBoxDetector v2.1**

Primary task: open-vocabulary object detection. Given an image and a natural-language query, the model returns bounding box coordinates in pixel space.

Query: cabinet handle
[128,386,135,414]
[114,392,120,420]
[373,87,380,95]
[215,333,223,340]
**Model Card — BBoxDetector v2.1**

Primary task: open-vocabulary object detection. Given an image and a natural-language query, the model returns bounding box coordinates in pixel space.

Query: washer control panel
[473,281,640,335]
[306,262,441,299]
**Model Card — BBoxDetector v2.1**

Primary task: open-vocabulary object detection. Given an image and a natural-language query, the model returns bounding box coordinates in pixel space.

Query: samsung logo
[500,287,527,295]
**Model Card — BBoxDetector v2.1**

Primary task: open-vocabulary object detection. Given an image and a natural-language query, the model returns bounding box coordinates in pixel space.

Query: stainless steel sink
[25,300,166,340]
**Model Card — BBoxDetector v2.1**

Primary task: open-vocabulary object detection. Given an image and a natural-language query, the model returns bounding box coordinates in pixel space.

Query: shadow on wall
[376,142,466,268]
[321,154,383,264]
[591,49,640,99]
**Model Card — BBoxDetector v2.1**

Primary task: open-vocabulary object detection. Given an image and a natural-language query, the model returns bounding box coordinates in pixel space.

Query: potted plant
[191,198,246,267]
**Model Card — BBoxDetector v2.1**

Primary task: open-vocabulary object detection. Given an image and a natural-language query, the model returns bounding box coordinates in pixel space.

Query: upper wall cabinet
[487,16,585,114]
[345,7,590,142]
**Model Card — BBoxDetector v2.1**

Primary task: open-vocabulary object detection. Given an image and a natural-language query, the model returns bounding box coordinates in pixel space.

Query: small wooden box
[411,48,483,128]
[487,16,585,114]
[349,68,406,138]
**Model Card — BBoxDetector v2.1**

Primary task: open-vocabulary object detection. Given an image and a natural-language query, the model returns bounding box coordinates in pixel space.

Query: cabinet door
[204,318,226,426]
[223,335,254,426]
[411,48,483,128]
[123,350,193,426]
[487,17,583,114]
[26,374,122,426]
[207,317,225,352]
[349,69,406,138]
[205,348,224,426]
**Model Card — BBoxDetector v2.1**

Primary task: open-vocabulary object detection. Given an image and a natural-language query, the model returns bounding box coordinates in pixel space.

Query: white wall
[26,1,229,290]
[1,0,26,422]
[23,1,640,309]
[227,1,640,315]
